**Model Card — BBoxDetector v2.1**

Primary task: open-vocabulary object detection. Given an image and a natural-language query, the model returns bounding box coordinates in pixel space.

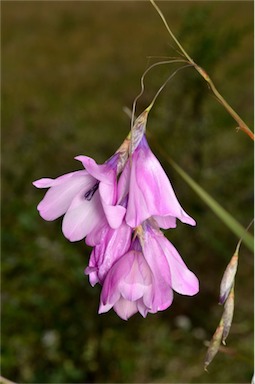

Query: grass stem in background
[149,0,254,141]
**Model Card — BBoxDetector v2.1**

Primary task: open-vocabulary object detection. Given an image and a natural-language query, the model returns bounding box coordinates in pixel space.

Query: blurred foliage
[2,1,253,383]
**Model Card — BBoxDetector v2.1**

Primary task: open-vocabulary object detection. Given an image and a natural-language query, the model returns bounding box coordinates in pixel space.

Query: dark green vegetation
[2,1,253,383]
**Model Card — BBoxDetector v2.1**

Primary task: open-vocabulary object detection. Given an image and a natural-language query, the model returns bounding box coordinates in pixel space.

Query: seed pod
[222,284,235,345]
[219,252,238,305]
[204,318,224,371]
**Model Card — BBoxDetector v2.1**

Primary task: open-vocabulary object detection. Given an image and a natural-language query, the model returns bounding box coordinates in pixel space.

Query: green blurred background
[2,1,253,383]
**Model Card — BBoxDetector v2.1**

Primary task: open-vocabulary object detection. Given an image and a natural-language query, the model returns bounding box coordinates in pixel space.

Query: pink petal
[99,256,127,307]
[142,227,174,312]
[143,229,172,289]
[149,280,174,312]
[84,266,99,287]
[154,215,177,229]
[36,172,95,221]
[99,182,126,229]
[137,299,149,318]
[160,236,199,296]
[97,223,132,282]
[75,155,116,184]
[98,301,115,315]
[119,252,150,302]
[99,286,120,313]
[124,161,149,228]
[33,170,88,188]
[113,297,138,320]
[85,217,109,246]
[125,136,196,228]
[86,221,132,285]
[76,156,126,229]
[99,249,149,318]
[62,189,104,241]
[33,178,56,188]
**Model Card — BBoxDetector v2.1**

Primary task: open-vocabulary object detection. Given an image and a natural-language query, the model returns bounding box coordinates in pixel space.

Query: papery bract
[118,135,196,229]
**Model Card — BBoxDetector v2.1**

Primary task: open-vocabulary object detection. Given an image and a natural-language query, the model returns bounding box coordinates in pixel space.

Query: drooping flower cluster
[33,109,199,320]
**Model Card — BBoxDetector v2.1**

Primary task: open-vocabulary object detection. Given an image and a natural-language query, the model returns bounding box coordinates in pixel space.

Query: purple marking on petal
[84,182,99,201]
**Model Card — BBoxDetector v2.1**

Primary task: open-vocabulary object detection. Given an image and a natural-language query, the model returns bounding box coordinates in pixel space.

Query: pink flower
[118,135,196,229]
[99,220,199,320]
[33,108,199,321]
[33,154,126,242]
[99,244,153,320]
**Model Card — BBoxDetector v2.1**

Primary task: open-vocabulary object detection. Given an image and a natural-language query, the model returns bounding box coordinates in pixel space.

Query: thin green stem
[235,218,254,254]
[149,0,195,64]
[131,59,187,129]
[145,64,192,114]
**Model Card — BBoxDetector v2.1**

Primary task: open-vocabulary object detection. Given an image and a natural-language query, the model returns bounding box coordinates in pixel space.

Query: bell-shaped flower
[99,242,154,320]
[33,154,126,242]
[99,220,199,320]
[118,134,196,229]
